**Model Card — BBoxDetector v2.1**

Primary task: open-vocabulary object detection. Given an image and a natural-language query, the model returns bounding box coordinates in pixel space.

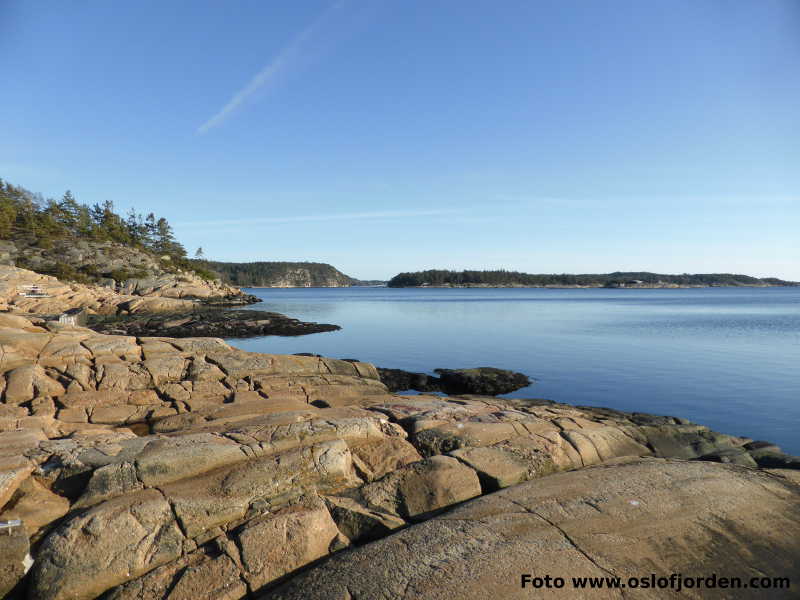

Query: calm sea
[228,287,800,454]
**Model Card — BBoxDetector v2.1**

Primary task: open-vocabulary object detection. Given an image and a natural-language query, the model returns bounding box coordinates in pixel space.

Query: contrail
[177,208,463,229]
[197,2,344,134]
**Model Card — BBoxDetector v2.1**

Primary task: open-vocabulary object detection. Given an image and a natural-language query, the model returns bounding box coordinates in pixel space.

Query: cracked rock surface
[0,312,798,599]
[0,264,252,316]
[265,458,800,600]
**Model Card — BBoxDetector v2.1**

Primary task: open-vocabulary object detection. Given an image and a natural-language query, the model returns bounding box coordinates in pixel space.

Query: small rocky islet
[88,310,341,339]
[376,365,532,396]
[0,264,798,599]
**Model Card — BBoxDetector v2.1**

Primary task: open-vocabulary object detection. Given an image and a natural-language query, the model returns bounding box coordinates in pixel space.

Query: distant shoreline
[386,270,798,289]
[242,284,385,289]
[388,283,797,289]
[240,283,797,289]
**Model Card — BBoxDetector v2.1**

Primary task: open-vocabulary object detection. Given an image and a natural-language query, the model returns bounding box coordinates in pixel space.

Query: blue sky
[1,1,798,280]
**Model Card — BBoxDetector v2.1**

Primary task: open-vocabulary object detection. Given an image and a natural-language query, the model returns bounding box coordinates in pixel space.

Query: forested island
[388,269,798,288]
[205,261,356,287]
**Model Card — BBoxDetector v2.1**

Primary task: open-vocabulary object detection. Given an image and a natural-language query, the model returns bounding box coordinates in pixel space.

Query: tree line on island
[387,269,796,288]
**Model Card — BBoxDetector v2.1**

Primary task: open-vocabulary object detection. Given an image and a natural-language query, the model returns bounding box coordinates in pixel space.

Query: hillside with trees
[0,177,216,283]
[387,270,798,288]
[205,261,356,287]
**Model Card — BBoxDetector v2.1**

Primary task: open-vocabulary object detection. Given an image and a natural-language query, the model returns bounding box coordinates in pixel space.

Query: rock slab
[265,459,800,600]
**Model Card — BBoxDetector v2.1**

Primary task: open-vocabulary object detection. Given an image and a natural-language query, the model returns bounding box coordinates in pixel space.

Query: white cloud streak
[197,2,344,134]
[177,208,463,229]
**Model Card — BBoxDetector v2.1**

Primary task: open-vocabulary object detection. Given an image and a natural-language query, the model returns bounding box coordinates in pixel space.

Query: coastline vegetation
[0,179,184,257]
[0,177,218,281]
[387,269,797,288]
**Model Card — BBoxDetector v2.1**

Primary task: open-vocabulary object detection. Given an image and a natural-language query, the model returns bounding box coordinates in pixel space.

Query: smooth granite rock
[264,459,800,600]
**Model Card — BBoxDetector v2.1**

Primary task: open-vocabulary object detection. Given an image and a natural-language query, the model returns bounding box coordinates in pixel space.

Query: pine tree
[153,217,185,258]
[125,209,148,246]
[94,200,130,244]
[89,203,106,239]
[0,180,18,239]
[58,191,81,231]
[144,213,158,249]
[75,205,94,238]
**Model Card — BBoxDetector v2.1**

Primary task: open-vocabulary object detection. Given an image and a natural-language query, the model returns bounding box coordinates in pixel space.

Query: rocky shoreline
[0,264,797,599]
[0,310,797,599]
[0,263,349,340]
[0,264,259,316]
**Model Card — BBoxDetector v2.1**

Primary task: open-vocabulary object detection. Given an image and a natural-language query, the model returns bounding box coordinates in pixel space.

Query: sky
[1,0,798,280]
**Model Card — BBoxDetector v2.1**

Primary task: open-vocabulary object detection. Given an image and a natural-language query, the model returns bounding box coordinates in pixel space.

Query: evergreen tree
[153,217,185,258]
[89,203,106,238]
[0,180,18,238]
[75,205,94,238]
[144,213,158,248]
[58,191,81,231]
[125,209,148,246]
[91,200,130,243]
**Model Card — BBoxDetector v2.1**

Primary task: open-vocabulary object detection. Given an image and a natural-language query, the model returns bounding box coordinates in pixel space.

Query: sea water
[228,287,800,454]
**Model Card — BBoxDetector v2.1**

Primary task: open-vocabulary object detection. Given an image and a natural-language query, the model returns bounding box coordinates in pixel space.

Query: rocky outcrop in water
[377,366,531,395]
[88,310,340,338]
[0,314,798,598]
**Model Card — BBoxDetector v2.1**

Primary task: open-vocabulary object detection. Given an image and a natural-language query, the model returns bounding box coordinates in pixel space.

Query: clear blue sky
[2,1,798,280]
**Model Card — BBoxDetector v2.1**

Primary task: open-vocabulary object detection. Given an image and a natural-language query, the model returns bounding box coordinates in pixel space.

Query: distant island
[387,270,798,288]
[206,260,383,288]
